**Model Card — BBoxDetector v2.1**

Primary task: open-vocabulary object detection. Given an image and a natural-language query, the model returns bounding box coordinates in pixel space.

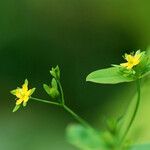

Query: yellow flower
[11,79,36,108]
[120,50,142,69]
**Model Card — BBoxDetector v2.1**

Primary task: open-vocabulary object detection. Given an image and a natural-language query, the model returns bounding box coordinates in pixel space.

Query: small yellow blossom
[11,79,35,107]
[120,51,142,69]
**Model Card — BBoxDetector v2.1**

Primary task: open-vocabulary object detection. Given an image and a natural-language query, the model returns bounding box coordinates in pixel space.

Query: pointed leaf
[43,84,51,95]
[86,67,134,84]
[12,105,20,112]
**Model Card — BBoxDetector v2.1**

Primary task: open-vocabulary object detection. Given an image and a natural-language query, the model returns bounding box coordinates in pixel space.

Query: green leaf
[86,67,134,84]
[12,105,20,112]
[66,124,106,150]
[130,144,150,150]
[43,84,51,95]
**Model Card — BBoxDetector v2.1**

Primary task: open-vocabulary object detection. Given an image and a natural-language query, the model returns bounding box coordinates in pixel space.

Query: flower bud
[49,87,59,98]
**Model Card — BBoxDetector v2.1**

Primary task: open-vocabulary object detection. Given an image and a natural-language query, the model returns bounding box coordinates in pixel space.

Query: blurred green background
[1,0,150,149]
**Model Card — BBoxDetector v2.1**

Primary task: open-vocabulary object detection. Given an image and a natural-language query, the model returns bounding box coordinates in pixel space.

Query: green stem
[56,79,92,128]
[30,97,61,106]
[30,97,92,129]
[63,105,91,129]
[57,80,65,105]
[31,77,93,129]
[120,79,141,143]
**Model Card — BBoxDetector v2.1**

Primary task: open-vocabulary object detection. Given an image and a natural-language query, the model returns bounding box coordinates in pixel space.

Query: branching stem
[31,97,91,128]
[30,80,92,129]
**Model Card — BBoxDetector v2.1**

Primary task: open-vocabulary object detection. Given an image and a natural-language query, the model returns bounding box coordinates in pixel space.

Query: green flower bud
[43,78,60,98]
[50,65,60,79]
[49,87,59,98]
[51,78,58,89]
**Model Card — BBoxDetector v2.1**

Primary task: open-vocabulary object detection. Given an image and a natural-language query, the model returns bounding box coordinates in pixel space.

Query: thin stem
[31,77,93,129]
[63,105,92,129]
[56,80,92,128]
[30,97,92,129]
[30,97,61,106]
[120,79,141,143]
[57,80,65,105]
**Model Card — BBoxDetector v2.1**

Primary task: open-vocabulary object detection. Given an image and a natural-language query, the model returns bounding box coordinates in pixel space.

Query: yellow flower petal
[120,63,128,67]
[15,89,23,98]
[120,51,142,69]
[126,64,134,69]
[11,79,35,108]
[27,88,36,96]
[23,96,29,103]
[16,98,23,105]
[125,54,133,61]
[27,89,32,96]
[22,80,28,93]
